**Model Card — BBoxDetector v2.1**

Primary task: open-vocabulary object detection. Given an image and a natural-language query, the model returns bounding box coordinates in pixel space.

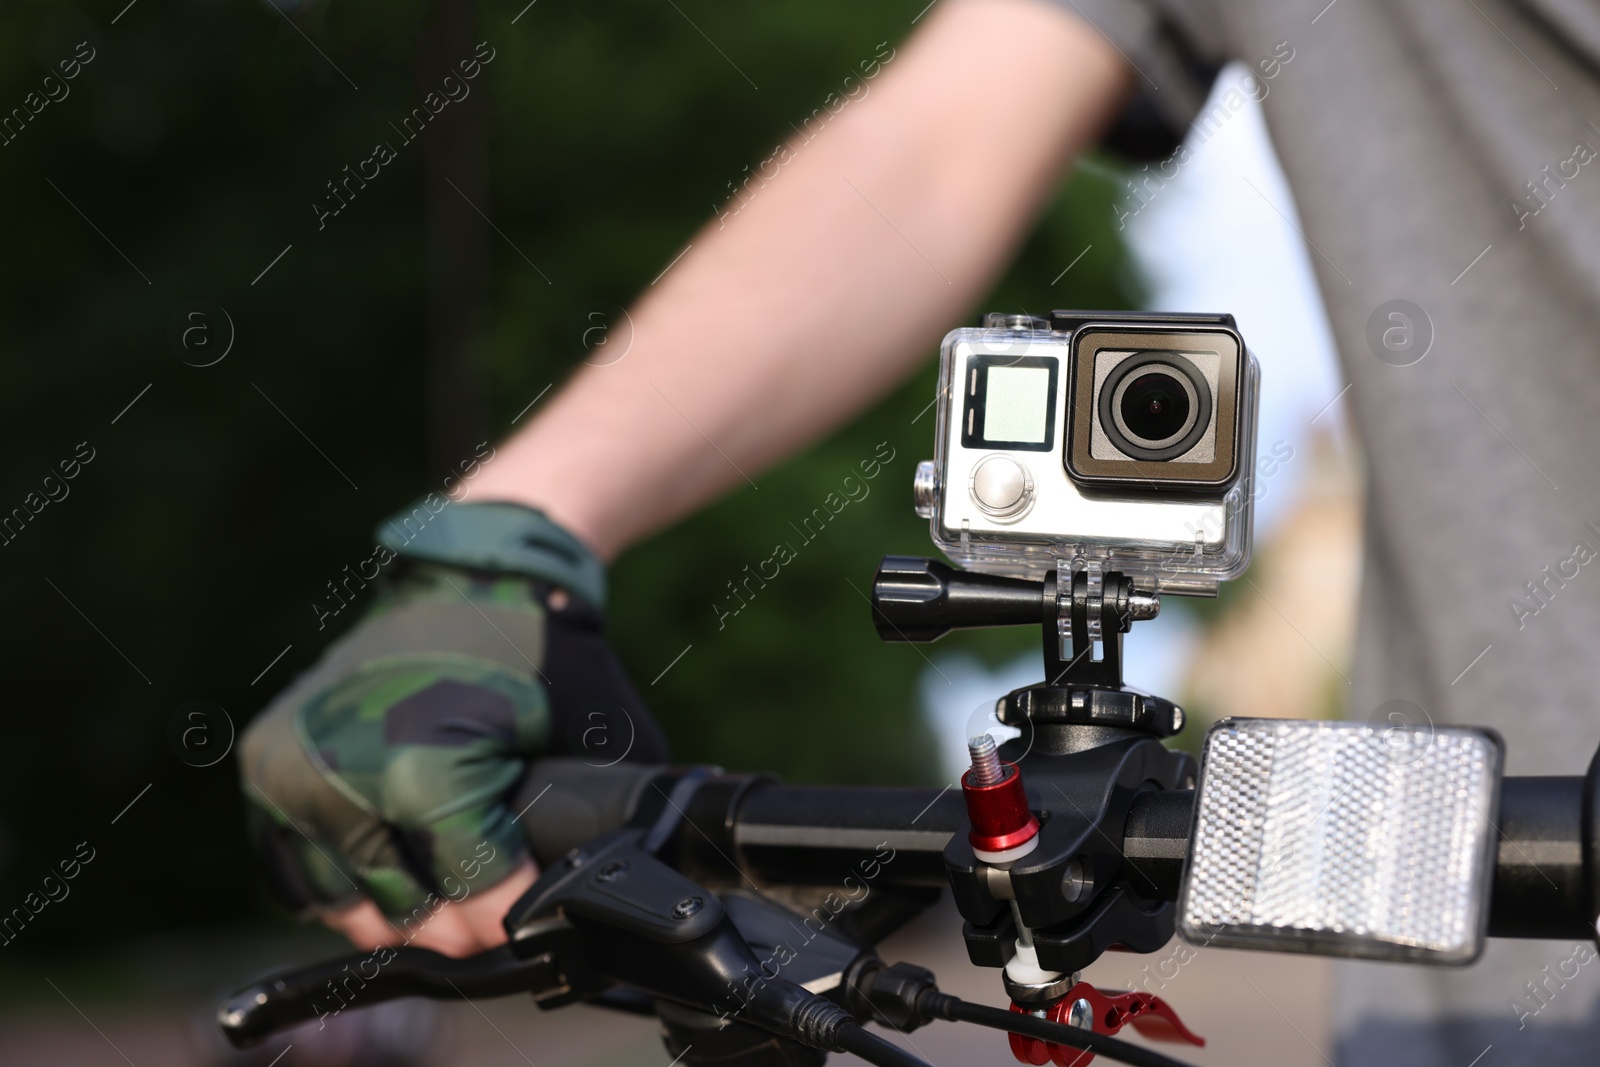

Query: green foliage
[0,0,1136,950]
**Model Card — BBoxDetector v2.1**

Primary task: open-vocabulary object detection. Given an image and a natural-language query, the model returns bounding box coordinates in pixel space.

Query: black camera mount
[868,556,1195,980]
[869,556,1184,745]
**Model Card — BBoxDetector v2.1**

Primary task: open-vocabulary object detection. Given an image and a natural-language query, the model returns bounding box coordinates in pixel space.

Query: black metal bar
[729,783,965,887]
[517,761,1600,940]
[1121,789,1192,897]
[1488,776,1591,938]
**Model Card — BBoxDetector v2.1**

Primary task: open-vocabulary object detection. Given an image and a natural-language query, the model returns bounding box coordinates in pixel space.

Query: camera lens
[1119,372,1191,444]
[1097,352,1212,462]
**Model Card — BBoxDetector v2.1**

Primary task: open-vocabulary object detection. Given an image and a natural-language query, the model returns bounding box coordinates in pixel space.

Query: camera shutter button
[970,455,1033,519]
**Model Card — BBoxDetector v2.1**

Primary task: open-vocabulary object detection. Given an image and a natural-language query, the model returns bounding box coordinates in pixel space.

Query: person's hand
[238,499,667,957]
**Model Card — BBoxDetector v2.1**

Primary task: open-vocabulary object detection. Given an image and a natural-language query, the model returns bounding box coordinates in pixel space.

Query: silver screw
[967,735,1004,785]
[1128,591,1161,621]
[1067,998,1093,1030]
[672,896,704,919]
[913,460,939,519]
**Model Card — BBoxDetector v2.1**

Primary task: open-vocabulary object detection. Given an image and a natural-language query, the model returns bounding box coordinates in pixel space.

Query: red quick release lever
[962,735,1039,862]
[1008,981,1206,1067]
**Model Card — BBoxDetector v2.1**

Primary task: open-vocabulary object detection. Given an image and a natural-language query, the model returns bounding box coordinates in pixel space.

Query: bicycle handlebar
[219,756,1600,1056]
[515,759,1597,938]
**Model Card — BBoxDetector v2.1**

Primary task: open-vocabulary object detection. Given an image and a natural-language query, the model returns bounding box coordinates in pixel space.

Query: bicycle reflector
[1178,717,1503,964]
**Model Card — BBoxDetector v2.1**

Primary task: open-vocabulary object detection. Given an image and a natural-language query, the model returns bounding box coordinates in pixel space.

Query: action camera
[913,311,1259,595]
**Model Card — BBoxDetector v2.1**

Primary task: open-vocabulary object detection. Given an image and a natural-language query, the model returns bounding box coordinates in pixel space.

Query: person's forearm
[471,0,1130,561]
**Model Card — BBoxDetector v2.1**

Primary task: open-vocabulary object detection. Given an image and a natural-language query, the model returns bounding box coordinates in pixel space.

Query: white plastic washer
[973,834,1040,866]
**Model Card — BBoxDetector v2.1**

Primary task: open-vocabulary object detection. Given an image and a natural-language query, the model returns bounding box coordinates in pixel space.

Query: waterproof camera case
[914,312,1259,595]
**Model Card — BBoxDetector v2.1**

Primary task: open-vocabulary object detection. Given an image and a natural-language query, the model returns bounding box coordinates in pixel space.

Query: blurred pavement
[0,896,1332,1067]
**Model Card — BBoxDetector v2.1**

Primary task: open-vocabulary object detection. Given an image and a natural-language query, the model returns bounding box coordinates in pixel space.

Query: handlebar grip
[870,556,1042,642]
[514,758,669,867]
[218,945,562,1048]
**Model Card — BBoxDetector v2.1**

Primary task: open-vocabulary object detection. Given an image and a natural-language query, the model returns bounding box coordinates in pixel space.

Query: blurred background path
[0,896,1333,1067]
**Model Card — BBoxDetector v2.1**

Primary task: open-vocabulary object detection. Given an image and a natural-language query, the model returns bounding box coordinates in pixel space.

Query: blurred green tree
[0,0,1138,952]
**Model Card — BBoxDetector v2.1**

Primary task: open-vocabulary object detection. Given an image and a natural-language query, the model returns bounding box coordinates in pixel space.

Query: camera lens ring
[1113,369,1197,447]
[1097,351,1213,462]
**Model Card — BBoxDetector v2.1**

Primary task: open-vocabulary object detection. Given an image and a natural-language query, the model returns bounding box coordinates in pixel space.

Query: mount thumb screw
[968,735,1004,785]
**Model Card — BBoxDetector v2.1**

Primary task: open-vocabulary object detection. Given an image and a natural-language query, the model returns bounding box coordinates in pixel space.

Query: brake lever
[220,822,873,1052]
[218,773,722,1049]
[218,941,575,1048]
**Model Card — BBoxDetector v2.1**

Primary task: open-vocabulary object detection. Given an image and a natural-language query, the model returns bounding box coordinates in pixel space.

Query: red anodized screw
[963,735,1040,859]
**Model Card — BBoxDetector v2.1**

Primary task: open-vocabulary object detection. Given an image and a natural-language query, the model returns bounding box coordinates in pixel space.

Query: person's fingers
[394,898,481,957]
[321,898,403,951]
[381,860,540,957]
[323,859,540,957]
[454,857,539,950]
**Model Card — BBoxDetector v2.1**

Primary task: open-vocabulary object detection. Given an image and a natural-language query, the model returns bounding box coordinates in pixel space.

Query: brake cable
[831,1022,934,1067]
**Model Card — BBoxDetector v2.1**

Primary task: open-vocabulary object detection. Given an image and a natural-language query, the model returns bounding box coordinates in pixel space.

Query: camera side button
[970,454,1034,521]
